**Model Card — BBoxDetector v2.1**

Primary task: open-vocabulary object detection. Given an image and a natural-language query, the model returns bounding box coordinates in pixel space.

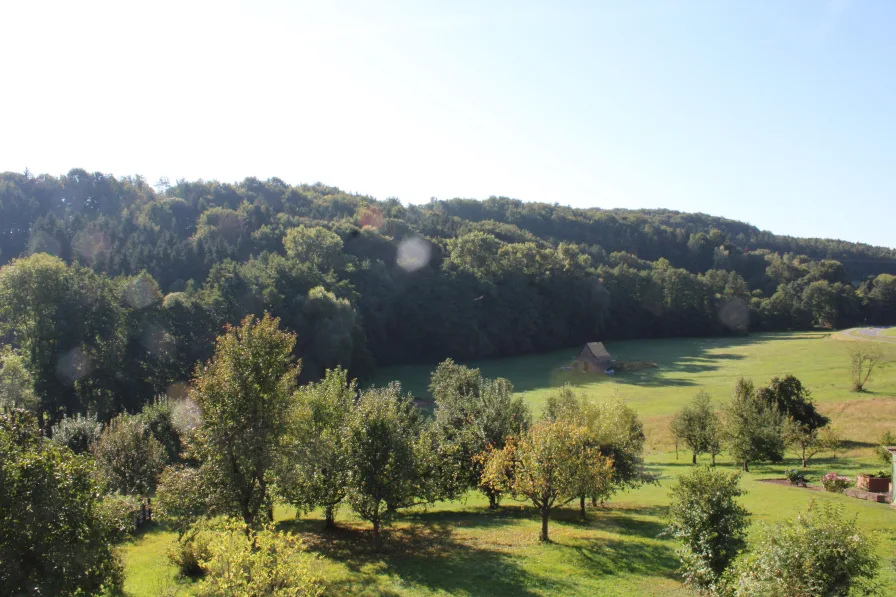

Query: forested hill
[1,169,895,420]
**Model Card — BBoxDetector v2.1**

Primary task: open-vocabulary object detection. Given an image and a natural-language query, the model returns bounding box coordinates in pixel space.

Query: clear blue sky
[2,0,894,247]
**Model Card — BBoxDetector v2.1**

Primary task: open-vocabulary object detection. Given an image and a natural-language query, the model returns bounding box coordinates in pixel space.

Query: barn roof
[583,342,611,360]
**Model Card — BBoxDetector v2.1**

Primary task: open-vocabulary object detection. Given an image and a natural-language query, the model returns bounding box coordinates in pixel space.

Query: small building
[574,342,614,373]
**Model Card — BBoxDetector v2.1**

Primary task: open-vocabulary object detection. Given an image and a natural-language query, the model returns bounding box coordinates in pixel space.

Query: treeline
[1,169,896,422]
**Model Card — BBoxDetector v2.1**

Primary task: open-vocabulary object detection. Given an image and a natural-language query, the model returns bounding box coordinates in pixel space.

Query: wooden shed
[575,342,614,373]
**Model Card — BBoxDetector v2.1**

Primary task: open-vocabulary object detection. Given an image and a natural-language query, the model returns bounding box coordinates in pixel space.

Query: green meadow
[123,332,896,596]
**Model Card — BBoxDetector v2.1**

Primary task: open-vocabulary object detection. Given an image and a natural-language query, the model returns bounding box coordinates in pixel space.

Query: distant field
[882,327,896,337]
[373,331,896,450]
[124,332,896,596]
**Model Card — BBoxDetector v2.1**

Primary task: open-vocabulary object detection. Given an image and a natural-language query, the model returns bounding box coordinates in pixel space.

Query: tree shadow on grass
[278,516,557,597]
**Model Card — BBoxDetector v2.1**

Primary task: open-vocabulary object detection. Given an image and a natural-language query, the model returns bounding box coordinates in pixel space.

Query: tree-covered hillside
[1,168,895,421]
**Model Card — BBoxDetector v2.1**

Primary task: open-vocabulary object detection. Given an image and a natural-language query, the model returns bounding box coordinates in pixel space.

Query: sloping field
[124,332,896,596]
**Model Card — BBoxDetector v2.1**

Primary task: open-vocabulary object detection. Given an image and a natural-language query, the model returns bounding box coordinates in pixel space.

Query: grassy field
[122,332,896,596]
[882,327,896,338]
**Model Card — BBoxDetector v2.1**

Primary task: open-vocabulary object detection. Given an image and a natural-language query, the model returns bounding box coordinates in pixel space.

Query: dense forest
[1,168,895,422]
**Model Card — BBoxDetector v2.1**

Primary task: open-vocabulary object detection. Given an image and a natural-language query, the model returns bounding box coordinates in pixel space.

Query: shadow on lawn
[281,502,681,596]
[279,516,558,597]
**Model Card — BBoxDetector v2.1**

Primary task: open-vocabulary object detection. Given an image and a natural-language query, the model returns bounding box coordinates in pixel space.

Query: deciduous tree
[783,420,841,468]
[277,367,357,529]
[191,314,300,526]
[725,377,785,471]
[665,466,749,593]
[670,390,723,465]
[0,410,122,596]
[480,420,613,542]
[848,344,887,392]
[431,359,531,508]
[345,383,425,549]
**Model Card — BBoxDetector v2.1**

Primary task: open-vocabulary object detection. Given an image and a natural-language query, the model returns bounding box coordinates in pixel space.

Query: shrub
[664,466,749,593]
[820,472,851,493]
[873,430,896,466]
[726,501,879,596]
[1,410,122,596]
[50,412,103,454]
[196,518,322,597]
[167,517,226,577]
[784,468,808,486]
[139,397,182,463]
[97,493,143,543]
[93,414,166,495]
[155,465,231,536]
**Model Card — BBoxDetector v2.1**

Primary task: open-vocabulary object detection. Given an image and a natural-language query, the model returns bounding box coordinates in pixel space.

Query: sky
[1,0,894,247]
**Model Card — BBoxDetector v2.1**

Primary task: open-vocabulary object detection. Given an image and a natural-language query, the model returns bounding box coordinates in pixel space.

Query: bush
[167,517,226,577]
[50,412,103,454]
[874,430,896,466]
[139,397,183,463]
[1,410,122,596]
[155,465,230,536]
[664,466,749,593]
[820,472,851,493]
[97,493,142,543]
[93,414,166,495]
[196,518,322,597]
[726,501,879,596]
[785,468,809,486]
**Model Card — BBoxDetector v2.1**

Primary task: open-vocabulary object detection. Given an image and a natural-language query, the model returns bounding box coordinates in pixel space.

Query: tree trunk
[591,496,598,508]
[488,492,498,510]
[692,452,697,465]
[540,508,550,542]
[742,460,749,472]
[324,506,336,530]
[372,518,382,551]
[579,495,587,521]
[711,453,716,466]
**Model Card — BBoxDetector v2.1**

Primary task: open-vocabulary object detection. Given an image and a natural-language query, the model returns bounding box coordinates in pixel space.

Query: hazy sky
[2,0,894,247]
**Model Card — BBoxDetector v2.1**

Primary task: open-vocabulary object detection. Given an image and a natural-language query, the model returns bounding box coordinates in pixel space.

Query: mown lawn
[123,332,896,596]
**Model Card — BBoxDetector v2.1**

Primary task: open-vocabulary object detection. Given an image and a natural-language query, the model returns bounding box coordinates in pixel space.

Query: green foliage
[725,502,879,597]
[97,492,143,543]
[0,345,38,412]
[430,359,531,507]
[93,413,167,495]
[874,430,896,466]
[0,410,122,596]
[50,411,103,453]
[756,375,828,430]
[665,466,749,593]
[138,396,182,463]
[480,419,613,542]
[167,516,227,577]
[344,382,426,548]
[277,367,357,528]
[784,468,809,485]
[283,224,344,272]
[0,253,128,420]
[195,518,322,597]
[155,465,231,536]
[725,378,785,471]
[671,390,723,464]
[191,314,300,526]
[782,420,841,468]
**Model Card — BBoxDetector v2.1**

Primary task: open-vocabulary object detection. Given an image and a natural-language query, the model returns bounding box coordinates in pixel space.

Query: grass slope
[123,332,896,596]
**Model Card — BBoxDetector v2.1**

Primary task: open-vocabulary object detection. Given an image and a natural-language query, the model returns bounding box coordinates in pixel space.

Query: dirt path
[834,327,896,344]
